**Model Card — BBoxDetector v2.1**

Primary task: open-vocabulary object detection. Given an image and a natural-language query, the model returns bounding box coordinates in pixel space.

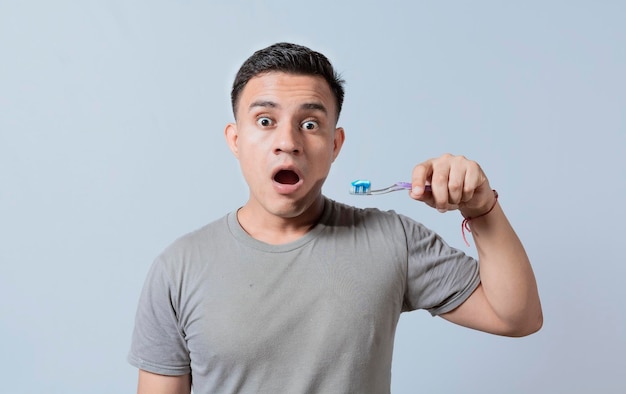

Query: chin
[268,194,321,219]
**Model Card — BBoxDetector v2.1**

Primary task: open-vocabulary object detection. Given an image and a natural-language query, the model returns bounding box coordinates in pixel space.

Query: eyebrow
[248,100,328,114]
[299,102,327,114]
[248,100,277,112]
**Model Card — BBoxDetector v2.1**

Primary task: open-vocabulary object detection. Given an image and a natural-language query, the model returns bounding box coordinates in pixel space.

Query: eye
[301,120,319,131]
[256,117,274,127]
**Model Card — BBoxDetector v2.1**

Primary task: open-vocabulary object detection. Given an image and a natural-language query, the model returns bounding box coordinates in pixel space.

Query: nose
[274,123,302,154]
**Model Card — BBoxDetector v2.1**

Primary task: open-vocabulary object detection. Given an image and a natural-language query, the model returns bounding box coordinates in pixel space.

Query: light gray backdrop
[1,1,624,393]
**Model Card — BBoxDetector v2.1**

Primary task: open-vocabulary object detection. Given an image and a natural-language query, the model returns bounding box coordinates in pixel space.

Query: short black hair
[231,42,345,120]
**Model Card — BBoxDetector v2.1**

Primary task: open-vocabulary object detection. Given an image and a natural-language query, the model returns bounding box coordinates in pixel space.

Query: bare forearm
[469,203,543,335]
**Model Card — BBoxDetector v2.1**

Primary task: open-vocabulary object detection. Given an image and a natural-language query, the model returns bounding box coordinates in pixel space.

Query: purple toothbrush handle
[397,182,431,192]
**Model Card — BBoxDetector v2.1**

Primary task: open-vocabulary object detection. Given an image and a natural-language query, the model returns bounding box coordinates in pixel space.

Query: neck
[236,195,325,245]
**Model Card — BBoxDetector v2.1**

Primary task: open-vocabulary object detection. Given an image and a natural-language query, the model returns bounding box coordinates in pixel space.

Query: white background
[1,1,624,393]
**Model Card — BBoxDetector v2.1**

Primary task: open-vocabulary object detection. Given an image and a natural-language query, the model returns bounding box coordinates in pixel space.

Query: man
[128,42,542,393]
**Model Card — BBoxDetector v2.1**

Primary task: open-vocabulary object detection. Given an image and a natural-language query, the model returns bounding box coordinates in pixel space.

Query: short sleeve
[127,257,191,375]
[400,215,480,316]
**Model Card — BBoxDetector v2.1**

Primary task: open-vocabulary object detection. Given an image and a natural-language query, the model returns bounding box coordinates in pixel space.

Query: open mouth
[274,169,300,185]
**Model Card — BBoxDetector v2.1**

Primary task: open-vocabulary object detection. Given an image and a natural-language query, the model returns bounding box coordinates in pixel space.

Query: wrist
[461,189,499,246]
[460,189,499,219]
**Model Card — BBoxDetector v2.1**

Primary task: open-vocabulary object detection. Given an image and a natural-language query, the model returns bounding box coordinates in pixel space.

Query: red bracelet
[461,189,499,247]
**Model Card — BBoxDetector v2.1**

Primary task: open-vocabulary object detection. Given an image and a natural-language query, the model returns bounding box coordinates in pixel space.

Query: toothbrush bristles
[350,180,372,195]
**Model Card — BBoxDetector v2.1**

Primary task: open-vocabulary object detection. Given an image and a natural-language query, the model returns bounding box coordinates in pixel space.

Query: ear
[224,123,239,158]
[331,127,345,162]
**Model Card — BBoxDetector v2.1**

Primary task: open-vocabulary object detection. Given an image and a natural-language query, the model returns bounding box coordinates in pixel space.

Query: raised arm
[410,154,543,337]
[137,370,191,394]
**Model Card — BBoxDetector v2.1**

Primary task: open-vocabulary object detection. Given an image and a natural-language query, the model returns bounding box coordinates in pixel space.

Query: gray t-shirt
[128,197,480,393]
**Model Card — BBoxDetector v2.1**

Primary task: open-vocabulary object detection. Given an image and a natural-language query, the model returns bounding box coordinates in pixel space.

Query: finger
[447,156,467,205]
[430,156,452,210]
[410,160,434,199]
[461,160,482,203]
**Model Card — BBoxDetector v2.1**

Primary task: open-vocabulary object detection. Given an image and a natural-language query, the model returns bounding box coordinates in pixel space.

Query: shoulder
[324,197,402,223]
[162,214,230,254]
[324,197,429,234]
[149,213,232,275]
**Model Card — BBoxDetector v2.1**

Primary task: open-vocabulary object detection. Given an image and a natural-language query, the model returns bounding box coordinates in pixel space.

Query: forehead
[238,72,337,116]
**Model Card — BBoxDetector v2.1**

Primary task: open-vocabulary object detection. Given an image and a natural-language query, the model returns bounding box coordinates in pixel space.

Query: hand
[409,153,495,217]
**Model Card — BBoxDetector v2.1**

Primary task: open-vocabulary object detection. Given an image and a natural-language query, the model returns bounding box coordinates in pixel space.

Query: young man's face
[225,72,345,221]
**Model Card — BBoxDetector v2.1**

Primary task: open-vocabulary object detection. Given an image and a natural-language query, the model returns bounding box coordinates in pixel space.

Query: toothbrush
[349,180,432,195]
